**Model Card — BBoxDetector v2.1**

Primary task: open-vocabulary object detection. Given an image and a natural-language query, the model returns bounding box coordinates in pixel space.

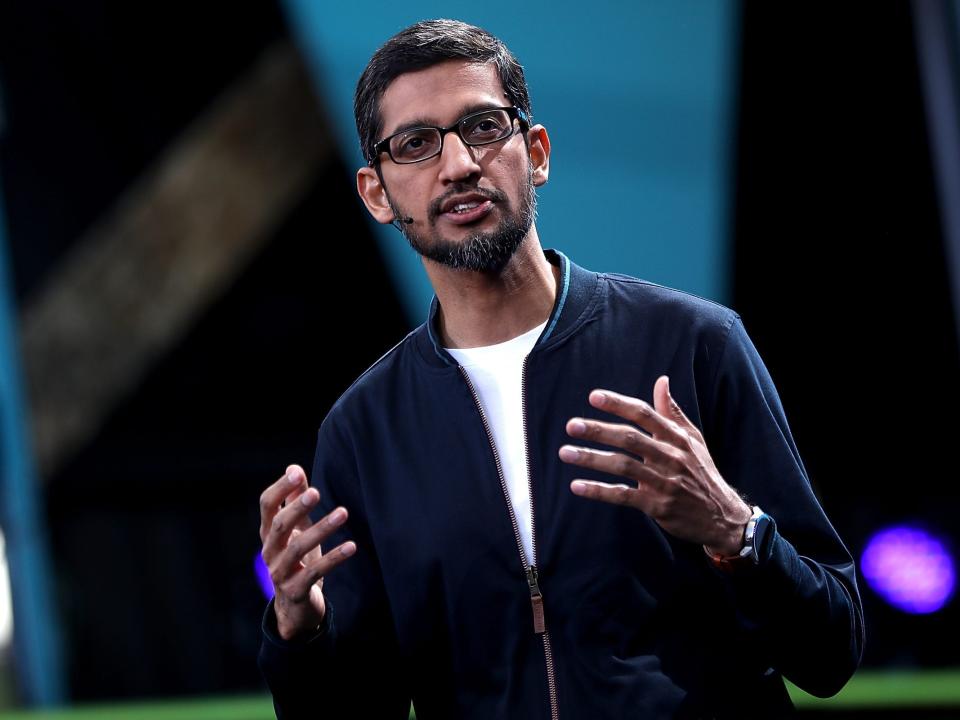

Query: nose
[437,132,482,184]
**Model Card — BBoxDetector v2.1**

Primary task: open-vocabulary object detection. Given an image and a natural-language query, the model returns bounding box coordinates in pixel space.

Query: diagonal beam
[19,39,333,479]
[913,0,960,349]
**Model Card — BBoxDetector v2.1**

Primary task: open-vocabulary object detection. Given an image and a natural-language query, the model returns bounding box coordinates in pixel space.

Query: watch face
[752,514,774,563]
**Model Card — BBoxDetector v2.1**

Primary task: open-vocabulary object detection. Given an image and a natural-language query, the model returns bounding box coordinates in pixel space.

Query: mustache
[428,185,508,221]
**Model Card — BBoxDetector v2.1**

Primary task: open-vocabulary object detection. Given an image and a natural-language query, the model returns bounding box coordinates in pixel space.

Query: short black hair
[355,19,533,165]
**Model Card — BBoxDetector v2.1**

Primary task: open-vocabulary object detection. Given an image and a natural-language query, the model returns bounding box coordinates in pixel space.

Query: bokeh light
[254,553,274,601]
[862,526,955,614]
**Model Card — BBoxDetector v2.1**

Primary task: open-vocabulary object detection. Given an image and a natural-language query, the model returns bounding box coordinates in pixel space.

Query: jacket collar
[414,249,599,368]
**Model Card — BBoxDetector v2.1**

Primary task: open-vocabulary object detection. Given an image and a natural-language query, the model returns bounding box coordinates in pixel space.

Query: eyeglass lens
[389,109,514,164]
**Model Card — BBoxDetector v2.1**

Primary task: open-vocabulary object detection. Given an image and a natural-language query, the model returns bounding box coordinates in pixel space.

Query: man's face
[361,60,545,273]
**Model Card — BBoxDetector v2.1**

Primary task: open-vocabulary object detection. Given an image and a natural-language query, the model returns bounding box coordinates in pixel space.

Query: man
[258,19,863,719]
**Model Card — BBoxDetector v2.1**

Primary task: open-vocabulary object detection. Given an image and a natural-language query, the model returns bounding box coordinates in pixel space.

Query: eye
[463,111,510,142]
[392,129,440,161]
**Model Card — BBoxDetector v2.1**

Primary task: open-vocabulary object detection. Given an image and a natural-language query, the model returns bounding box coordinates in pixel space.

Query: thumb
[654,375,688,426]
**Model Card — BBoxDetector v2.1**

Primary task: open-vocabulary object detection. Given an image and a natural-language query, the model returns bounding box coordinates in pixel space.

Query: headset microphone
[391,215,416,232]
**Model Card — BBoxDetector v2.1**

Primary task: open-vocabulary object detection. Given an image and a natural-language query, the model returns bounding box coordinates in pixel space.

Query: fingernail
[592,391,607,405]
[559,446,580,461]
[341,542,356,557]
[287,471,300,485]
[569,419,586,435]
[571,480,587,494]
[300,490,316,507]
[331,508,346,523]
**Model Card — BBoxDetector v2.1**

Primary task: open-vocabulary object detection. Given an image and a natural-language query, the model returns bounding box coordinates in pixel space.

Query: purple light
[254,553,274,601]
[861,526,955,614]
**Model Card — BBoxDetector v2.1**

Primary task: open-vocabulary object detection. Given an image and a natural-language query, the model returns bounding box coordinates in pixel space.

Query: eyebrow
[384,101,509,138]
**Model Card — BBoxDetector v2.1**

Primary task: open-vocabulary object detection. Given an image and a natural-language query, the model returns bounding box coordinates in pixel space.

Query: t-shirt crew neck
[445,321,546,366]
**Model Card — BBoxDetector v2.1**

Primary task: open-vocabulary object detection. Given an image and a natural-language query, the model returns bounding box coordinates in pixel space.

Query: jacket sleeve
[257,412,410,719]
[703,314,865,698]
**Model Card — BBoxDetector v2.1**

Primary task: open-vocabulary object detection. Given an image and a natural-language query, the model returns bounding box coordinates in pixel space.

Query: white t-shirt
[445,321,547,566]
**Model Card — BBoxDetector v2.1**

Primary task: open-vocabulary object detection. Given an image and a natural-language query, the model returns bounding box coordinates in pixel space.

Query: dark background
[734,2,958,671]
[0,0,956,706]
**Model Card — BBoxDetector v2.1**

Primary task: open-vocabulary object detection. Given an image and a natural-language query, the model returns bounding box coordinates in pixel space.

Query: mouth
[437,193,496,226]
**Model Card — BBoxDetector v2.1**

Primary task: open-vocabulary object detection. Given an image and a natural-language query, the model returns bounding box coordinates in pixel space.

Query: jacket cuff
[708,521,804,620]
[260,597,335,653]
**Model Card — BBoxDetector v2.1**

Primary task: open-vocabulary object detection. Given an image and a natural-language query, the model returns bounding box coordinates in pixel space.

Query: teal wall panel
[281,1,738,323]
[0,180,65,704]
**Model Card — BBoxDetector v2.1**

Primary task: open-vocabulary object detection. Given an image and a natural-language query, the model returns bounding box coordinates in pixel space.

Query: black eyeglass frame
[369,105,530,166]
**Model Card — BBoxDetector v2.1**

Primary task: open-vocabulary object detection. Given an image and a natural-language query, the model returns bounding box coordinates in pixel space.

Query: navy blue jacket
[259,250,864,719]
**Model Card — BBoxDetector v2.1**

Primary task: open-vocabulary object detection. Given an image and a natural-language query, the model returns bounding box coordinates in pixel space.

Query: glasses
[370,106,529,166]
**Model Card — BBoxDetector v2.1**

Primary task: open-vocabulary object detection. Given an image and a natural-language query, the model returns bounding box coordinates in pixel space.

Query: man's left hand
[559,375,752,557]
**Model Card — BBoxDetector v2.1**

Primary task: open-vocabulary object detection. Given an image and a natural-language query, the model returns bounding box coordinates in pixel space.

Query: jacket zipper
[521,357,560,720]
[457,361,560,720]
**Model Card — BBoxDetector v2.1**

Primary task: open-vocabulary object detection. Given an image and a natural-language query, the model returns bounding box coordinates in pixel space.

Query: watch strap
[705,505,767,571]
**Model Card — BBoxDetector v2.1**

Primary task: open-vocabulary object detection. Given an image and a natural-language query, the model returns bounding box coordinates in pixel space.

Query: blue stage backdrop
[279,2,739,323]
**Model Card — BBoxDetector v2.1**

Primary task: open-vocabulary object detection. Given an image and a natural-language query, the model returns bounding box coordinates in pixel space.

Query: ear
[527,125,551,187]
[356,166,396,224]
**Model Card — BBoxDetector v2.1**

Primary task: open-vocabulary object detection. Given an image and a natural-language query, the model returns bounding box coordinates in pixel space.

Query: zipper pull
[527,565,546,634]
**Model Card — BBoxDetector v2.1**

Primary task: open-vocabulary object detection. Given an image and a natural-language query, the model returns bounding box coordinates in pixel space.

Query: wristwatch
[705,505,774,571]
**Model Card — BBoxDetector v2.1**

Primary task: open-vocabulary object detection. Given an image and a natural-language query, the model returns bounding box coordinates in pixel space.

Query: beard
[387,168,537,274]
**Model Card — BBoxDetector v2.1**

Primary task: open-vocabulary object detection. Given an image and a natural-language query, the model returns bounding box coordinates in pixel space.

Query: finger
[262,486,321,562]
[285,541,357,603]
[275,506,350,580]
[565,416,682,472]
[283,464,310,505]
[259,465,309,543]
[283,464,311,507]
[569,479,654,514]
[653,375,704,443]
[292,528,323,566]
[588,388,680,442]
[558,444,664,489]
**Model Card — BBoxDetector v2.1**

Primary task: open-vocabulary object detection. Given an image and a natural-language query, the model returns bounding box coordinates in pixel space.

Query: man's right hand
[259,464,356,641]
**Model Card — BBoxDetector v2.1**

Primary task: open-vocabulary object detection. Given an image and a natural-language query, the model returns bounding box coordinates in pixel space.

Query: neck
[425,229,559,349]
